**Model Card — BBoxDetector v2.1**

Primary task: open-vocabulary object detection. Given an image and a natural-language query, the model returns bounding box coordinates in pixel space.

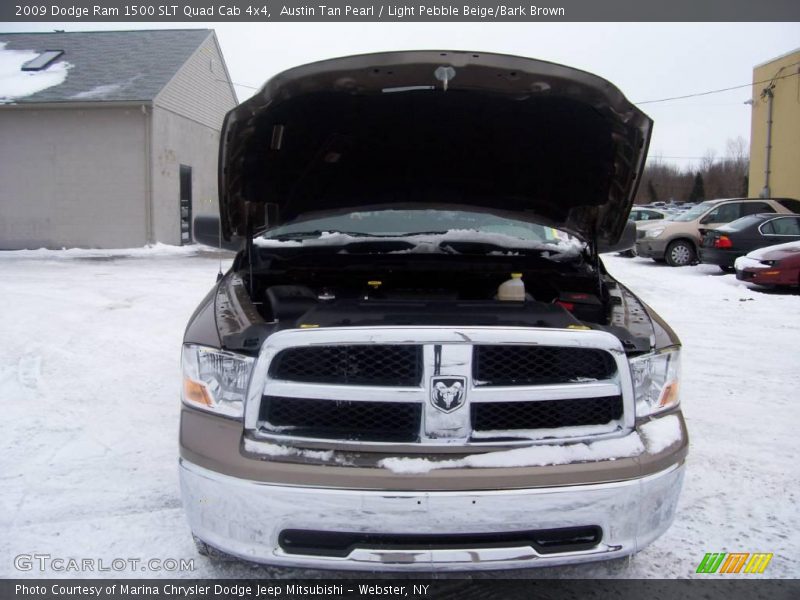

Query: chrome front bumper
[180,459,685,571]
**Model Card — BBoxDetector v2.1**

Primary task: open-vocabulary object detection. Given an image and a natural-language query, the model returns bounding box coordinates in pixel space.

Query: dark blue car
[700,213,800,270]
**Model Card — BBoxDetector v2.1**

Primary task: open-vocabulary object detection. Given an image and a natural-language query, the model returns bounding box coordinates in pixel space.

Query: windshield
[262,209,574,245]
[670,201,716,222]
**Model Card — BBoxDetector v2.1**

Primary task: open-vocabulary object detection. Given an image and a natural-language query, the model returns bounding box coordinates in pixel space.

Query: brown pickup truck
[180,50,687,571]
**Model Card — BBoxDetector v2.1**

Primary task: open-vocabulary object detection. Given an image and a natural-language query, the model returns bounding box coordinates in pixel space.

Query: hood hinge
[245,202,256,295]
[590,230,603,297]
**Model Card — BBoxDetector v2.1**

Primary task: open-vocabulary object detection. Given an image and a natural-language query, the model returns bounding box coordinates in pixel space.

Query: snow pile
[379,432,645,474]
[0,243,204,260]
[471,420,622,441]
[0,42,71,103]
[243,438,334,462]
[255,229,585,259]
[242,438,355,466]
[638,414,682,453]
[381,415,682,474]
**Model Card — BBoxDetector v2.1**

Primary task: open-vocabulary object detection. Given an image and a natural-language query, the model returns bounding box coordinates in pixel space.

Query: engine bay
[244,254,609,330]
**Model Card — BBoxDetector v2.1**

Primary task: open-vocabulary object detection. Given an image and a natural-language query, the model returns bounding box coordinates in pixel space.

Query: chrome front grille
[244,327,635,449]
[269,345,422,386]
[260,396,421,442]
[470,395,624,433]
[473,345,617,386]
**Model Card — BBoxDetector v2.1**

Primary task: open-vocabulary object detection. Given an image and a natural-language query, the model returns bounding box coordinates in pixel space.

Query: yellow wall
[749,49,800,199]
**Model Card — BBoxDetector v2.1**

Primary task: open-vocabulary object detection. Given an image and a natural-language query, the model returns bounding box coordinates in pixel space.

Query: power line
[635,64,800,105]
[648,155,710,160]
[214,77,260,90]
[231,80,259,90]
[645,102,753,109]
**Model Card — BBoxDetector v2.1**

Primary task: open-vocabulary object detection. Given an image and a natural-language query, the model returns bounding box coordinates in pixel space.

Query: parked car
[735,241,800,289]
[636,197,799,266]
[181,51,687,571]
[629,207,669,223]
[619,208,669,257]
[700,213,800,270]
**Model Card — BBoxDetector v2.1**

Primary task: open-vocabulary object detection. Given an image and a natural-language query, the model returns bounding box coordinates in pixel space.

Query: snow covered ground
[1,249,798,579]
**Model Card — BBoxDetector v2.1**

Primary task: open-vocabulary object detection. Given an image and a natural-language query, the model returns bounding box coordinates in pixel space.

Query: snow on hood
[254,228,586,259]
[735,240,800,271]
[0,42,71,103]
[745,240,800,260]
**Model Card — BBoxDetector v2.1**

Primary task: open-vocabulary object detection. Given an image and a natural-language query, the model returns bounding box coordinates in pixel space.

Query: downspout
[760,85,774,198]
[760,86,774,198]
[142,104,154,244]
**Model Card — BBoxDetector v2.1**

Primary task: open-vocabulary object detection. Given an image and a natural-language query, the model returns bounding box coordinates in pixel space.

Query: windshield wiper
[440,240,566,255]
[387,230,450,237]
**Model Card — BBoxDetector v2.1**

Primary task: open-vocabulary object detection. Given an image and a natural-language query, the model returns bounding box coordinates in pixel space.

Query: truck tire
[665,240,696,267]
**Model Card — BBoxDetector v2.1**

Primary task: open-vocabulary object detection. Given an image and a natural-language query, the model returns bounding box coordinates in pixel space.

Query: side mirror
[698,215,712,225]
[598,221,637,254]
[193,215,242,252]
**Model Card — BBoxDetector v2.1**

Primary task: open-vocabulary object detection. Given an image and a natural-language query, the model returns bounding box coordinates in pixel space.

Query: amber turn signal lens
[659,381,679,408]
[183,378,213,407]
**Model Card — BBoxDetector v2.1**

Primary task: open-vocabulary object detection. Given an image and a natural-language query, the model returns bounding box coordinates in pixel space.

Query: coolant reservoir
[497,273,525,301]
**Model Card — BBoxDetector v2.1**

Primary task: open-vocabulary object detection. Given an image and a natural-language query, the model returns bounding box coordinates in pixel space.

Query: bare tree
[726,137,745,160]
[634,138,749,203]
[725,136,750,197]
[701,149,717,172]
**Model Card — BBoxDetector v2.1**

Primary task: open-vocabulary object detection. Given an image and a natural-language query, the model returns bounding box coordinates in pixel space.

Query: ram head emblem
[431,377,466,413]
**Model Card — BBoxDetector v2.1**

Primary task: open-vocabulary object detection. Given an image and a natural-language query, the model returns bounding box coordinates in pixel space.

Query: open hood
[219,51,652,246]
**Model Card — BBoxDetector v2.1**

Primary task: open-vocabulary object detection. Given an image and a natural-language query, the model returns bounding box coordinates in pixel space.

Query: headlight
[629,347,680,417]
[644,227,665,239]
[181,344,254,418]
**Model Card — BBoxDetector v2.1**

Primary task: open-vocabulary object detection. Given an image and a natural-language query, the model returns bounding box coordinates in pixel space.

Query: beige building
[748,48,800,200]
[0,29,237,249]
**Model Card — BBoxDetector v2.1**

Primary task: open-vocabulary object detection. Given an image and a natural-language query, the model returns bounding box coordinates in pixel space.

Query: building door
[179,165,192,245]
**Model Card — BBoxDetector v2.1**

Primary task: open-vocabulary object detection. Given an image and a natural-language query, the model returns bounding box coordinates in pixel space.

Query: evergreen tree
[647,180,658,203]
[689,173,705,202]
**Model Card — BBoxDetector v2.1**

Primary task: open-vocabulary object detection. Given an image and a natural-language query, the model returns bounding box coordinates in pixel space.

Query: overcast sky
[4,21,799,170]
